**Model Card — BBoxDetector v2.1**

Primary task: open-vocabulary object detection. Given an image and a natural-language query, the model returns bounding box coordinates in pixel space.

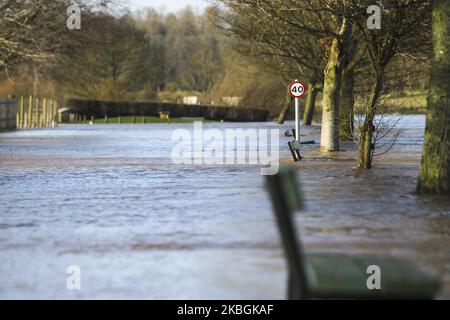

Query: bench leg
[288,141,299,162]
[288,140,302,161]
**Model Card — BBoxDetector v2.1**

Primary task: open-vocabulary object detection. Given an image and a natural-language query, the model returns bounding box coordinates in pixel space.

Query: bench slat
[306,253,440,299]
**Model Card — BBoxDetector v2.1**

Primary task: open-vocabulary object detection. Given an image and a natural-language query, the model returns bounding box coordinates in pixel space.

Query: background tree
[216,0,326,125]
[339,33,367,140]
[220,0,361,151]
[135,8,167,92]
[340,0,431,169]
[162,8,223,93]
[184,7,223,94]
[53,14,162,100]
[0,0,68,75]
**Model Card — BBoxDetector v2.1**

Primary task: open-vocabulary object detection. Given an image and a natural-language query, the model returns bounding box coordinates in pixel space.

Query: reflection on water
[0,116,449,299]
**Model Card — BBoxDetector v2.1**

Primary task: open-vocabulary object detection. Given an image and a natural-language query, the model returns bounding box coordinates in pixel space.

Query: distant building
[183,96,199,105]
[222,97,242,107]
[58,107,72,123]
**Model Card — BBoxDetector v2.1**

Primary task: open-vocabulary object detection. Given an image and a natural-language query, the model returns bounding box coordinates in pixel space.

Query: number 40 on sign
[289,81,307,99]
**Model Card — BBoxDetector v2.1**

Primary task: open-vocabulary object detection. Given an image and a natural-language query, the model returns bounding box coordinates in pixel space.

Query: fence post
[27,96,33,129]
[53,100,58,127]
[46,99,53,128]
[19,96,24,129]
[34,97,39,128]
[42,98,47,128]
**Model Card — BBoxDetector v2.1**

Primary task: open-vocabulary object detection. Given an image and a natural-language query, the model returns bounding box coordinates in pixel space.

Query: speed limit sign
[289,81,307,98]
[288,80,307,161]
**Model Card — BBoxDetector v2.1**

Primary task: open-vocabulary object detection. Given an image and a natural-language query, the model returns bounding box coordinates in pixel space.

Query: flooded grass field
[0,115,449,299]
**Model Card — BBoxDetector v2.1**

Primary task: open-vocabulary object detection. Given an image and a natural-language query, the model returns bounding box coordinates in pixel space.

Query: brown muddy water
[0,115,449,299]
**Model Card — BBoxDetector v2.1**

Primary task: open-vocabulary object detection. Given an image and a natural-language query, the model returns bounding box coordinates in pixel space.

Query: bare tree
[52,13,162,100]
[0,1,68,76]
[340,0,432,169]
[218,0,369,152]
[216,0,327,125]
[352,86,407,164]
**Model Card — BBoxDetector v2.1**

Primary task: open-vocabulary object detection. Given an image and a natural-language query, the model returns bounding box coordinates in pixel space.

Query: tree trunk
[320,18,351,152]
[277,91,293,124]
[357,73,384,169]
[339,68,355,139]
[417,0,450,195]
[302,83,319,125]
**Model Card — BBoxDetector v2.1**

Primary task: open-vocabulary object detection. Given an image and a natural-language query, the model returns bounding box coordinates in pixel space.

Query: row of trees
[220,0,448,194]
[219,0,431,169]
[0,2,285,109]
[0,1,429,108]
[152,8,223,94]
[0,2,226,101]
[0,0,68,75]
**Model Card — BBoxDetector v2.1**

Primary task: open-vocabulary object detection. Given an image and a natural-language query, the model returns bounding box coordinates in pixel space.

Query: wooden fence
[66,99,270,122]
[16,96,59,129]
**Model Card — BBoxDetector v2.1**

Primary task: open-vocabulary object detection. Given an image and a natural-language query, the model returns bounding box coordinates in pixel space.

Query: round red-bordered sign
[289,81,307,98]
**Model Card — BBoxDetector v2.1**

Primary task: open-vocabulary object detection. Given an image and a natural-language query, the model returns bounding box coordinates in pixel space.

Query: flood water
[0,115,449,299]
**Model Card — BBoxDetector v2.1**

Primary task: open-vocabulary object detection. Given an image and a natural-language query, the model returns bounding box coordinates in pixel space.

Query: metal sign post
[288,80,307,162]
[295,96,300,142]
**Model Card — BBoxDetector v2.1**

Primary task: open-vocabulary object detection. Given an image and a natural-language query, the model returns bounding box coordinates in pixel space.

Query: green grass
[381,91,427,113]
[313,91,428,115]
[79,116,212,124]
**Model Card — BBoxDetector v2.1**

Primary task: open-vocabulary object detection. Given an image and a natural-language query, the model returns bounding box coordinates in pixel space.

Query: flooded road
[0,116,449,299]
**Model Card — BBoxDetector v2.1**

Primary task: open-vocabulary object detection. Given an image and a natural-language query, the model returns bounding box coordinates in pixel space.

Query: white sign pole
[288,79,306,160]
[295,97,300,142]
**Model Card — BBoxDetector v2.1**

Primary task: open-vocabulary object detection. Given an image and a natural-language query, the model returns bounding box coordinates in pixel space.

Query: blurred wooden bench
[265,166,440,299]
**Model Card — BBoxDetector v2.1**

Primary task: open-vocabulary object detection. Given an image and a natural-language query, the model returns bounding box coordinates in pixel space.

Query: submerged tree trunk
[277,91,293,124]
[357,72,383,169]
[320,18,351,152]
[417,0,450,194]
[339,68,355,139]
[320,39,342,151]
[302,82,319,125]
